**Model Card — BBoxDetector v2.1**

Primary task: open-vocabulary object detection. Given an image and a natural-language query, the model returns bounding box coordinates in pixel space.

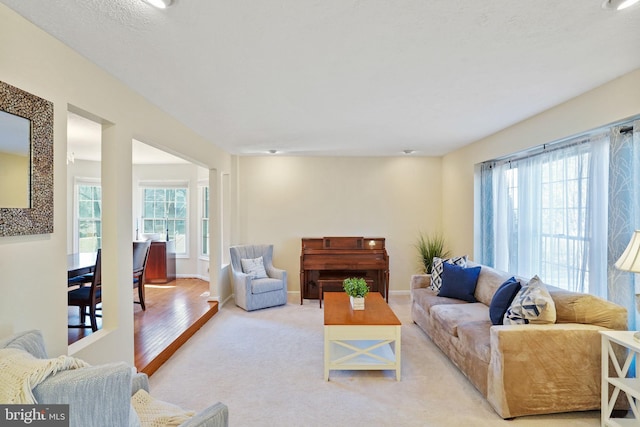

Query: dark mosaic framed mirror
[0,80,53,236]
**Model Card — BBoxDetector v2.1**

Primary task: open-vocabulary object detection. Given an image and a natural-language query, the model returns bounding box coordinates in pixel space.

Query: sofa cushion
[457,320,492,364]
[411,287,467,316]
[430,303,489,337]
[468,262,515,307]
[504,275,556,325]
[438,263,481,302]
[430,255,467,292]
[489,277,522,325]
[241,256,268,279]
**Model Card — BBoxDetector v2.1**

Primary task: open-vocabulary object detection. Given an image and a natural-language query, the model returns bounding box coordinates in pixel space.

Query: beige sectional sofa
[410,260,628,419]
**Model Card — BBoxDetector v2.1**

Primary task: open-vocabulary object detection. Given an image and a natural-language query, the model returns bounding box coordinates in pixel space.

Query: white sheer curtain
[481,132,609,296]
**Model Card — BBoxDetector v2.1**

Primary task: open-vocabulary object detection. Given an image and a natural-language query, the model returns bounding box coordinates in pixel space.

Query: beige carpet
[149,294,600,427]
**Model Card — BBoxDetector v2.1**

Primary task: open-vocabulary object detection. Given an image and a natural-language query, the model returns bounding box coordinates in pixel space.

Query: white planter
[350,296,365,310]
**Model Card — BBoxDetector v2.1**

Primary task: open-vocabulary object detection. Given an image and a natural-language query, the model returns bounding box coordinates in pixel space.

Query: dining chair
[68,249,102,332]
[67,272,92,288]
[133,241,152,310]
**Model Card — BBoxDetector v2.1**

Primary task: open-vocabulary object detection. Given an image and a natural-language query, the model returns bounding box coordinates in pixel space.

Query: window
[201,185,209,257]
[141,185,188,254]
[478,133,609,296]
[539,151,591,290]
[76,183,101,253]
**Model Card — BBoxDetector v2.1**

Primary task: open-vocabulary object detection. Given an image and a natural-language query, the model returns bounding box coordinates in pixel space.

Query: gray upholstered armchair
[229,244,288,311]
[0,330,228,427]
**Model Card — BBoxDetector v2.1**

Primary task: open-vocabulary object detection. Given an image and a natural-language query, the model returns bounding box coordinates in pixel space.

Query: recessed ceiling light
[602,0,640,10]
[143,0,174,9]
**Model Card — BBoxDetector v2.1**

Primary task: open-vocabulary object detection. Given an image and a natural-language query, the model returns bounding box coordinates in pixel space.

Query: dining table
[67,252,97,282]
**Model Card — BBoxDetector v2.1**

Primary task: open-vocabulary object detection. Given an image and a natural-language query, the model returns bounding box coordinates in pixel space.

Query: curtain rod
[482,117,638,167]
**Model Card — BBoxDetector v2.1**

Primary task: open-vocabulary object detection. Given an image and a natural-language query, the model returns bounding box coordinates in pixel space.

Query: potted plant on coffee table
[343,277,369,310]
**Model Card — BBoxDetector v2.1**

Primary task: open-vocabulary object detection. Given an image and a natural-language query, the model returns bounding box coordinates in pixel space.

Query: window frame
[199,183,210,259]
[73,177,102,254]
[139,180,190,257]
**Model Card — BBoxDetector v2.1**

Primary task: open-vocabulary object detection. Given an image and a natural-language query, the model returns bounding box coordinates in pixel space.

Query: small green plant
[343,277,369,298]
[416,232,450,274]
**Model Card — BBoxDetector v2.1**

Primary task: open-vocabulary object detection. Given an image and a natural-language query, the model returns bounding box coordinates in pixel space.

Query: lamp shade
[615,231,640,272]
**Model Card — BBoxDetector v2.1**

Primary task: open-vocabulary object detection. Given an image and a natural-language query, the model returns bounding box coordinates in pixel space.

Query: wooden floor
[68,278,218,376]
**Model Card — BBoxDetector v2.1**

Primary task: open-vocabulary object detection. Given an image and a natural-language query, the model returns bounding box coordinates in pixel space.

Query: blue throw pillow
[489,277,522,325]
[437,262,481,302]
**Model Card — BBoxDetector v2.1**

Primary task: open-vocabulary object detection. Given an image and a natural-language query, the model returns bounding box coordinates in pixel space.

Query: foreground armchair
[0,330,228,427]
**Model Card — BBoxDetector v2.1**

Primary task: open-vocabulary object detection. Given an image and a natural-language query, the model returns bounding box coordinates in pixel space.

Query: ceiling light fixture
[143,0,174,9]
[403,149,415,155]
[602,0,640,10]
[268,149,278,154]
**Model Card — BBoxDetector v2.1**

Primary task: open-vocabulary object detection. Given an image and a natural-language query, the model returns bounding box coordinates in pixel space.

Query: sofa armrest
[179,402,229,427]
[487,323,614,418]
[410,274,431,291]
[33,362,132,427]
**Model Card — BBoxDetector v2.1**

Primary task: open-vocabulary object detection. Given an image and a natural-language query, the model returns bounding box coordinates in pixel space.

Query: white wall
[441,68,640,258]
[0,4,231,363]
[236,156,442,295]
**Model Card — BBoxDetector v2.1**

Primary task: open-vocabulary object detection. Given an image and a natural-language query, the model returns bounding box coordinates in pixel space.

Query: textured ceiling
[2,0,640,157]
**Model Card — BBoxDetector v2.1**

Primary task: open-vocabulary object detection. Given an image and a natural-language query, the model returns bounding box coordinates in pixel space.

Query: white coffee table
[323,292,401,380]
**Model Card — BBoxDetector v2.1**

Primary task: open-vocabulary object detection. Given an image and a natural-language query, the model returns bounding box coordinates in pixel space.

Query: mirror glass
[0,110,31,208]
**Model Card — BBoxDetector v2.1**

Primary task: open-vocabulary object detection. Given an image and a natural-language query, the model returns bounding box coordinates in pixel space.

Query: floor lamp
[615,230,640,341]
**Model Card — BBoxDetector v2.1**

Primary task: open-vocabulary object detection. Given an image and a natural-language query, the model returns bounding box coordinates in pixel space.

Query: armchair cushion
[241,256,268,279]
[251,278,285,294]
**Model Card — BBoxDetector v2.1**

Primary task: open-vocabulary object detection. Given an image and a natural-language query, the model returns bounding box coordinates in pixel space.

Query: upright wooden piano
[300,236,389,304]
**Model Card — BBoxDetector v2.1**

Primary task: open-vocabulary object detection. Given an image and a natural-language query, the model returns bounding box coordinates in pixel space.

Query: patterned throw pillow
[503,275,556,325]
[240,256,268,279]
[430,255,467,292]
